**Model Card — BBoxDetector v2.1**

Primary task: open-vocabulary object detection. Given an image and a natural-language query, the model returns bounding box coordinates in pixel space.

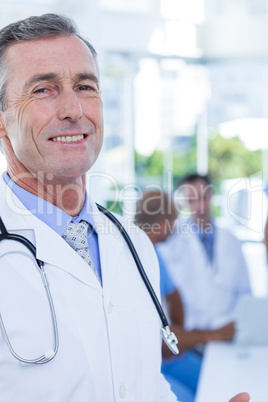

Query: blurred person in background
[157,173,251,334]
[135,190,235,402]
[264,214,268,261]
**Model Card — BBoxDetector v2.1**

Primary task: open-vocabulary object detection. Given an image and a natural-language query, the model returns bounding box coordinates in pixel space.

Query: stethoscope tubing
[96,204,169,328]
[0,216,59,364]
[0,204,175,363]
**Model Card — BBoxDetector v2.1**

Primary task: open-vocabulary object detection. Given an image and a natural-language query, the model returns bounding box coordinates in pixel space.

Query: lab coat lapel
[90,201,124,297]
[0,181,102,293]
[34,223,102,293]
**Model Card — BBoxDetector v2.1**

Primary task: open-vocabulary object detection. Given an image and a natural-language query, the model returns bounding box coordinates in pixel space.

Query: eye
[78,85,95,91]
[34,88,47,93]
[32,86,56,99]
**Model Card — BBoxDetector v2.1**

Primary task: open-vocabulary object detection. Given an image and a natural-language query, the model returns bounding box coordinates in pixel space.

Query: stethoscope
[0,204,178,365]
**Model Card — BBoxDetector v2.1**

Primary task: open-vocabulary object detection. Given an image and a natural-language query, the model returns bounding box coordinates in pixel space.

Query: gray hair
[0,13,98,111]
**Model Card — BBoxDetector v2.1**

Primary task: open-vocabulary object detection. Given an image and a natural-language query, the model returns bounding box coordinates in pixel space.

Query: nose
[57,91,82,122]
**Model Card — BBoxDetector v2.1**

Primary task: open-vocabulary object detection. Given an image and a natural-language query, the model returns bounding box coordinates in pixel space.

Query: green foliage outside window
[135,133,262,191]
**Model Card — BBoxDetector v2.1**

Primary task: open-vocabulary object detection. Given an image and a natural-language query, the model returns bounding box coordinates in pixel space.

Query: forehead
[183,179,210,196]
[5,35,98,89]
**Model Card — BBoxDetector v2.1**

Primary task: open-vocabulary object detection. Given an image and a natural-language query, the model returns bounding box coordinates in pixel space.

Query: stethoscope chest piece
[160,326,179,355]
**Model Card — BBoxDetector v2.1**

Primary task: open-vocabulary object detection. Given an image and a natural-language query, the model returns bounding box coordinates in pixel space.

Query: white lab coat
[0,177,177,402]
[157,219,251,331]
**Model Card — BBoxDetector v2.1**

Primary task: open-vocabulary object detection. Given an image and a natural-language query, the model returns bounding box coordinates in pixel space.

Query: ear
[0,113,7,139]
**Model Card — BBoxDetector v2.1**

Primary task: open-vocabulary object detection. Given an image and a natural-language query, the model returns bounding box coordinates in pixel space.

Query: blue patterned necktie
[200,232,214,262]
[62,220,101,283]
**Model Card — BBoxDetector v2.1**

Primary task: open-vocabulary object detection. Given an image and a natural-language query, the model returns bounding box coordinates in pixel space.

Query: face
[182,179,212,224]
[0,35,103,183]
[159,204,178,243]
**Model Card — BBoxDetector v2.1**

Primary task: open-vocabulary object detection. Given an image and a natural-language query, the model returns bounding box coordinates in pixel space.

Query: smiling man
[0,14,178,402]
[1,29,103,215]
[0,14,249,402]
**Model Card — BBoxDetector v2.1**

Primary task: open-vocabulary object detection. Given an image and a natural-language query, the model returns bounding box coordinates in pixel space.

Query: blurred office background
[0,0,268,295]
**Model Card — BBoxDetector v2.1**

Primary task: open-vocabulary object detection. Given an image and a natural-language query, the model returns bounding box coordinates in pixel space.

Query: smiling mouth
[50,134,85,143]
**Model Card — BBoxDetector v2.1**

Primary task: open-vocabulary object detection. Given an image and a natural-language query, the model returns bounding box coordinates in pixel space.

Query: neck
[7,168,86,217]
[147,232,158,245]
[3,138,86,216]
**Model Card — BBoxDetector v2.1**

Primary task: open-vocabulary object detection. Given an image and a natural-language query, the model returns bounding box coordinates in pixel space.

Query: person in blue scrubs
[135,190,235,402]
[156,250,199,402]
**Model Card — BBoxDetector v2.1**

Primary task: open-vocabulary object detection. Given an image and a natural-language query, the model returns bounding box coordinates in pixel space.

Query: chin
[65,160,93,175]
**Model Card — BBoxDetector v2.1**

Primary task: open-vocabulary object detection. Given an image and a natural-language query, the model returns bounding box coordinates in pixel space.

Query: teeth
[51,134,84,142]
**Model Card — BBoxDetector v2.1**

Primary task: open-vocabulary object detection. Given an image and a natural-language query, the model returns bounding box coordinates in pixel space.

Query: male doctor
[0,14,249,402]
[157,173,251,332]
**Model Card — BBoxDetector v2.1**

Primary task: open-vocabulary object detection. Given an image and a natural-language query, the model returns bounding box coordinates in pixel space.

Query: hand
[212,322,235,342]
[229,392,250,402]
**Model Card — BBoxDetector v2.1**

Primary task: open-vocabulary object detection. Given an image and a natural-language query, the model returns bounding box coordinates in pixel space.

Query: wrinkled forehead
[5,35,99,84]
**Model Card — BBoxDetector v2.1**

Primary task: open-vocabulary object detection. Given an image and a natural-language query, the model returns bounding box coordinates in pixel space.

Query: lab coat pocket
[135,308,161,402]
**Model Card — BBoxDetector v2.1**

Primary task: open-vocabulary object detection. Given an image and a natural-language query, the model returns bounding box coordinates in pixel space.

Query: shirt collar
[3,171,96,236]
[186,217,215,237]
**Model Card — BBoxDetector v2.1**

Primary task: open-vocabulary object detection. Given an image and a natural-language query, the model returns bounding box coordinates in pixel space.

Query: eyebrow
[24,73,58,91]
[76,73,99,86]
[24,72,99,91]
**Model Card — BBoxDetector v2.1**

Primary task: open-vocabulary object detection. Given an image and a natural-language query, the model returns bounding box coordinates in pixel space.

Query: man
[0,13,176,401]
[0,14,250,402]
[157,174,251,332]
[135,190,235,402]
